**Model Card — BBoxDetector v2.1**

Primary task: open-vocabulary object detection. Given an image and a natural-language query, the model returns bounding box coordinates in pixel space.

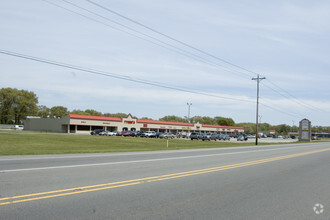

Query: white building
[24,114,244,134]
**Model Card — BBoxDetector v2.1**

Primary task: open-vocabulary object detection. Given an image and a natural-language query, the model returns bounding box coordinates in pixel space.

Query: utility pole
[252,75,266,145]
[187,103,192,136]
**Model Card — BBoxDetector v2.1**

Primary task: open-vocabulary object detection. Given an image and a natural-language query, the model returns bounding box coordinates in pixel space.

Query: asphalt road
[1,142,329,220]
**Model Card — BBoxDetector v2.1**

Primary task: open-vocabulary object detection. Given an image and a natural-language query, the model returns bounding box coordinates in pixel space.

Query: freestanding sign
[299,119,311,142]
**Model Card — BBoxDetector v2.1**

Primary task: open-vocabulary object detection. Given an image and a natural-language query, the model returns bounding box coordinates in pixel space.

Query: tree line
[1,87,329,134]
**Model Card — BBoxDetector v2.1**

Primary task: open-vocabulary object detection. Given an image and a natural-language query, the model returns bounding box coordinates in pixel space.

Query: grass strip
[0,132,265,155]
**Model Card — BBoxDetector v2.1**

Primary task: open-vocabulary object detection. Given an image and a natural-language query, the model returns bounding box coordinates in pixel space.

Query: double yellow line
[1,148,329,206]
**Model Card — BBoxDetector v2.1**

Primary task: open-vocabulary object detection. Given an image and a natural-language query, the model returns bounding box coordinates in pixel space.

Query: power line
[260,100,305,119]
[43,0,209,65]
[85,0,256,78]
[263,79,326,112]
[32,2,322,120]
[0,49,255,104]
[44,0,253,80]
[84,0,324,113]
[1,49,312,120]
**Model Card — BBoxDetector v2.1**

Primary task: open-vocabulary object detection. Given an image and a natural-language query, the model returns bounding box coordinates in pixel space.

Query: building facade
[24,114,244,134]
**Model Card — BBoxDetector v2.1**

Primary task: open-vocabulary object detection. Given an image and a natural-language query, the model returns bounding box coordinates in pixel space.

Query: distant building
[259,130,276,136]
[24,114,244,134]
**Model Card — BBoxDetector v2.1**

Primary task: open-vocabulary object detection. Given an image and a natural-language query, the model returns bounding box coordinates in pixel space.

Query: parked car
[122,131,134,137]
[201,133,212,141]
[139,132,146,137]
[133,131,143,137]
[144,131,157,138]
[156,132,164,138]
[160,133,176,139]
[108,131,118,136]
[100,131,117,136]
[237,135,248,141]
[116,131,124,136]
[98,131,108,136]
[190,132,201,140]
[14,125,24,130]
[216,134,228,141]
[99,131,109,136]
[91,129,106,135]
[110,131,119,136]
[209,133,218,141]
[221,134,231,141]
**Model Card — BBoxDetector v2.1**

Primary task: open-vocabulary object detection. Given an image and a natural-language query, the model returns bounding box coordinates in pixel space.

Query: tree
[15,90,38,123]
[159,115,187,123]
[85,109,103,116]
[70,109,87,115]
[274,124,291,135]
[259,123,271,131]
[104,113,128,118]
[214,116,235,126]
[236,123,256,134]
[0,88,38,124]
[140,117,153,120]
[50,106,68,118]
[37,105,50,118]
[0,88,17,124]
[190,116,216,125]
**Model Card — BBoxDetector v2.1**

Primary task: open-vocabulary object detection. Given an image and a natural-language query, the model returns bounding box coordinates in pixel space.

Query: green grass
[0,132,266,155]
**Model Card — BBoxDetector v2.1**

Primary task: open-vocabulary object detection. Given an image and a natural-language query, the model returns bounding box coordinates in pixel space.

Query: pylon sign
[299,119,311,142]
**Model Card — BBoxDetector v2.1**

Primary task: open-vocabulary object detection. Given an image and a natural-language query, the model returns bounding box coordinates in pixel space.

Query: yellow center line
[1,148,329,206]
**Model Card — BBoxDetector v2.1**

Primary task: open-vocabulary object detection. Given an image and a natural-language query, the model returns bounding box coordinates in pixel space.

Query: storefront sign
[124,120,135,124]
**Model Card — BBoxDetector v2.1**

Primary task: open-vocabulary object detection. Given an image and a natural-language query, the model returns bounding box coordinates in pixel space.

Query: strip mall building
[24,114,244,134]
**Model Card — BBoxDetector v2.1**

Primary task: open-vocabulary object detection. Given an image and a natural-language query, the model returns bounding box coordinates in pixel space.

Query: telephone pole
[252,74,266,145]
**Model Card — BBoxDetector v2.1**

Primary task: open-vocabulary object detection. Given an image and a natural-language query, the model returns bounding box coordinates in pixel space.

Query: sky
[1,0,330,126]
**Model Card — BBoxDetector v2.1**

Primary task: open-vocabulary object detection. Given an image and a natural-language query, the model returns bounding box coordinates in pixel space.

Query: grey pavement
[1,142,329,220]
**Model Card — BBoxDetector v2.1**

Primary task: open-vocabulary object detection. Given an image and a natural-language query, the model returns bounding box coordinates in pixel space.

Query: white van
[14,125,24,130]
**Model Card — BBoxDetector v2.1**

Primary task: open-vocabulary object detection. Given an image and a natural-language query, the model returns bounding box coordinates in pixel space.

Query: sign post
[299,119,311,142]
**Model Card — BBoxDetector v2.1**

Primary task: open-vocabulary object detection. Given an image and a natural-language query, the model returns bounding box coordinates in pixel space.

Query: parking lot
[91,129,299,144]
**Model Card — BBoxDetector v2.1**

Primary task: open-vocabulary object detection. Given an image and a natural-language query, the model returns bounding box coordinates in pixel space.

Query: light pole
[252,74,266,145]
[187,103,192,123]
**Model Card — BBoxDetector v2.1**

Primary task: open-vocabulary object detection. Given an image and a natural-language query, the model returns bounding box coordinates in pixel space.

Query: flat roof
[137,119,193,127]
[69,114,122,122]
[68,114,244,129]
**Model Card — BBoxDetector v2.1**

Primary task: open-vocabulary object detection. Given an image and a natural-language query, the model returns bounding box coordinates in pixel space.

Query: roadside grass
[0,132,269,155]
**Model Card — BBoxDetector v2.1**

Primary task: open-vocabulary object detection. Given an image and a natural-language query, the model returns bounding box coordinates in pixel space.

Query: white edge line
[0,145,322,173]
